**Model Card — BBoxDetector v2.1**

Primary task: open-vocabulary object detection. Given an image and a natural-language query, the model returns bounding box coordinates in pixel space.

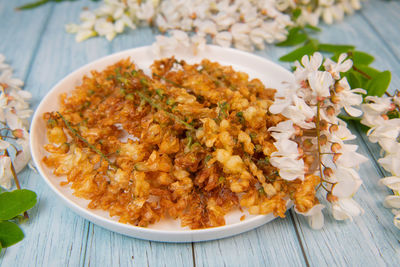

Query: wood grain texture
[360,0,400,65]
[1,0,400,266]
[194,213,307,267]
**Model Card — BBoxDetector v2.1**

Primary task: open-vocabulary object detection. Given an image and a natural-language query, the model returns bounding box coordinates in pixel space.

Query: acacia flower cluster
[66,0,362,51]
[361,93,400,229]
[269,52,367,229]
[0,54,32,189]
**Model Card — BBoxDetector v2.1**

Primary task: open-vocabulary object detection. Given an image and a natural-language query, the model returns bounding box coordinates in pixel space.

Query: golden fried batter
[43,57,317,229]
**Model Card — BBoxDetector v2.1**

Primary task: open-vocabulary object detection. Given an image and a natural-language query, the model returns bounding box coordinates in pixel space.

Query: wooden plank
[0,1,108,266]
[84,224,194,267]
[194,213,307,267]
[0,0,52,79]
[360,0,400,66]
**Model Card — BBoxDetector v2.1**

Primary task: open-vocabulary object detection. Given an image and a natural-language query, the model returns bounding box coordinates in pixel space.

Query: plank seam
[289,210,310,267]
[81,222,91,267]
[191,242,196,267]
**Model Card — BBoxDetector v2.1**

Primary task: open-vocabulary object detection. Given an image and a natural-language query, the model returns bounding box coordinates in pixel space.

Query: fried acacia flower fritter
[43,57,319,229]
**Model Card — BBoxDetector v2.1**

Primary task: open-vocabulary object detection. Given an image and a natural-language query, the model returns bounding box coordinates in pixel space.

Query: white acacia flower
[0,69,24,89]
[94,18,117,41]
[308,71,334,99]
[367,119,400,152]
[324,53,352,80]
[379,176,400,192]
[294,53,323,82]
[331,167,362,198]
[191,34,207,54]
[281,96,315,129]
[335,144,368,169]
[268,120,296,141]
[194,19,217,36]
[0,55,32,185]
[378,151,400,176]
[332,198,364,221]
[214,31,232,47]
[383,195,400,209]
[362,96,393,116]
[335,77,365,117]
[0,156,13,189]
[271,139,300,158]
[295,204,325,230]
[136,0,155,21]
[269,156,305,181]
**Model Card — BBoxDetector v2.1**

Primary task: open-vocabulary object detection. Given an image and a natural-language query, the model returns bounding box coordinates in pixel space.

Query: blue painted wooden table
[1,0,400,266]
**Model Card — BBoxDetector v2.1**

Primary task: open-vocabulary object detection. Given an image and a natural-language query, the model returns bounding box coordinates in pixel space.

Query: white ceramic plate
[30,45,294,242]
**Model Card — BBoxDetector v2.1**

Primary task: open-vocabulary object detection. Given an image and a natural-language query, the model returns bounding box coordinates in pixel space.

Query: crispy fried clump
[43,57,314,229]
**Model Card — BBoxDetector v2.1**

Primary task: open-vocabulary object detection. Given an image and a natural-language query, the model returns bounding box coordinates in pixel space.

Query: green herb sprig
[56,112,117,168]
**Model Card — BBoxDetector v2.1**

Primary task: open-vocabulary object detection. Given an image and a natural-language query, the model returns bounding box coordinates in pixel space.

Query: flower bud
[323,167,333,177]
[326,192,338,203]
[329,124,339,133]
[297,147,304,157]
[304,155,315,166]
[12,129,24,139]
[330,94,340,104]
[381,114,389,120]
[335,83,344,93]
[326,106,336,116]
[293,125,303,136]
[331,143,341,153]
[319,134,327,146]
[333,153,342,163]
[303,138,313,150]
[300,80,308,89]
[320,120,328,131]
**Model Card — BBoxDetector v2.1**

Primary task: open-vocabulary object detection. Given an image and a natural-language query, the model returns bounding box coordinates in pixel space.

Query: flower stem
[153,73,189,90]
[316,101,330,193]
[135,91,195,130]
[352,65,371,80]
[56,112,117,169]
[3,148,29,219]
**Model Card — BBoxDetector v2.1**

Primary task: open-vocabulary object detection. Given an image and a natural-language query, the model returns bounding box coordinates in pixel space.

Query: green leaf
[344,71,362,89]
[0,221,24,248]
[0,189,37,220]
[305,25,321,32]
[319,43,355,54]
[279,40,319,62]
[16,0,49,10]
[366,71,391,96]
[351,51,374,65]
[276,27,307,47]
[338,114,361,122]
[292,8,302,20]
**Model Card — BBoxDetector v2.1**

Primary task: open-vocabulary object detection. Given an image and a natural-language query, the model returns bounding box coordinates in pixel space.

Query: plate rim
[30,45,294,242]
